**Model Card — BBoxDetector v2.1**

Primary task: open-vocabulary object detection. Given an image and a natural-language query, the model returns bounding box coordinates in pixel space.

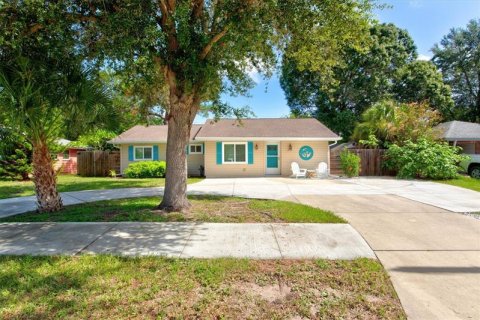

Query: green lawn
[0,196,345,223]
[0,175,203,199]
[0,256,405,319]
[438,175,480,193]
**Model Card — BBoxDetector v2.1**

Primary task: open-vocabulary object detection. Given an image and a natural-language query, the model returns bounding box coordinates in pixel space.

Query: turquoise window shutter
[128,145,134,161]
[153,145,159,160]
[216,142,222,164]
[248,142,254,164]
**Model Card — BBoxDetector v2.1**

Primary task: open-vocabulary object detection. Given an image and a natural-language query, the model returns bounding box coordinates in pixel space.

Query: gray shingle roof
[109,118,341,144]
[109,124,202,143]
[435,121,480,141]
[196,118,340,140]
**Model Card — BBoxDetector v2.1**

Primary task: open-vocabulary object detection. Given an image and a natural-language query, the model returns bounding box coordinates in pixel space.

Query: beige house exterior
[110,119,341,178]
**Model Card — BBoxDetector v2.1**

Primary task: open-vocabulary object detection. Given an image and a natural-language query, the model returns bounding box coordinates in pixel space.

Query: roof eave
[195,137,342,141]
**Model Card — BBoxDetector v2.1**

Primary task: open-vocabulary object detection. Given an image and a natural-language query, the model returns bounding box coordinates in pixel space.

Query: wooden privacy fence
[77,151,120,177]
[331,148,394,176]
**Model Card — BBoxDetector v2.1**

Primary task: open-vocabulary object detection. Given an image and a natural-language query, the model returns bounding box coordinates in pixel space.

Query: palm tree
[0,56,109,212]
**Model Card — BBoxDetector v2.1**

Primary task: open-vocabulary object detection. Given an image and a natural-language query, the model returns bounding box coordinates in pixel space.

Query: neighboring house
[109,118,341,177]
[435,121,480,154]
[53,139,86,174]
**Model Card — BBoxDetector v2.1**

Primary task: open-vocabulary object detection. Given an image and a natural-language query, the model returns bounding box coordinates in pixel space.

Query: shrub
[340,150,361,177]
[0,149,32,180]
[385,139,467,180]
[353,100,441,148]
[0,128,32,181]
[124,161,166,178]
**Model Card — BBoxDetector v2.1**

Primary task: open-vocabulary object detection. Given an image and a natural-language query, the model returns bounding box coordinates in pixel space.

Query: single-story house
[109,118,341,178]
[435,121,480,154]
[53,139,87,174]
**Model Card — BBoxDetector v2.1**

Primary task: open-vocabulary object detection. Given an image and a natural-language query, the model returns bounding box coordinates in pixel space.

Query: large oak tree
[74,0,375,211]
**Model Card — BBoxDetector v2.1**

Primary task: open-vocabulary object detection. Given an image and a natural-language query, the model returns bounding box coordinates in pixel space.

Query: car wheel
[469,165,480,179]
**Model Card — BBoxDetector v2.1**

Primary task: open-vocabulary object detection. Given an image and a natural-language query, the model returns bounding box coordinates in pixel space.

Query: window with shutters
[222,142,247,164]
[134,146,153,160]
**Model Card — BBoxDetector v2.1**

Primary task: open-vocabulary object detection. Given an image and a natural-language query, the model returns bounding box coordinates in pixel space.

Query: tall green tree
[0,1,109,212]
[432,19,480,122]
[392,60,454,118]
[281,23,417,138]
[77,0,375,211]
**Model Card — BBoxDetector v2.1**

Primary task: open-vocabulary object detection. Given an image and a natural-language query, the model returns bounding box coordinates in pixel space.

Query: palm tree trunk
[32,139,63,212]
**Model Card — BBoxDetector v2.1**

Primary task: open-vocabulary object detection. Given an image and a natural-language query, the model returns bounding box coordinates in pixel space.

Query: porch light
[255,143,258,150]
[288,143,292,151]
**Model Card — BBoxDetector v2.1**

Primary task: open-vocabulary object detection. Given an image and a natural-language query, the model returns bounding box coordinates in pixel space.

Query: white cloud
[417,54,431,61]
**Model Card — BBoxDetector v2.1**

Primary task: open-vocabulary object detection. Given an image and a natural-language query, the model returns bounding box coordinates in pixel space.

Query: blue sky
[195,0,479,123]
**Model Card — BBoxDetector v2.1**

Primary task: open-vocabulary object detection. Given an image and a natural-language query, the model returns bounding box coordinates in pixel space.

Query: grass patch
[437,175,480,193]
[0,196,345,223]
[0,256,405,319]
[0,175,203,199]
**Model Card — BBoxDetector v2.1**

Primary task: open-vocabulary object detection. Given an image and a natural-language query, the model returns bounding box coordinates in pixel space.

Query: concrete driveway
[296,194,480,320]
[1,177,480,217]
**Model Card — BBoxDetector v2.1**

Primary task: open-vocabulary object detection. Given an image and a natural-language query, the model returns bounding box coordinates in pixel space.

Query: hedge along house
[109,118,341,178]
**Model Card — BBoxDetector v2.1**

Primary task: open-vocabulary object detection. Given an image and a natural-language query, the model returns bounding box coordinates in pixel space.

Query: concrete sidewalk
[0,222,375,259]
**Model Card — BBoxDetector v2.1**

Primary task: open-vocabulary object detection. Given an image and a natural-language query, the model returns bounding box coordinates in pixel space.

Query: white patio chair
[315,162,328,179]
[291,162,307,179]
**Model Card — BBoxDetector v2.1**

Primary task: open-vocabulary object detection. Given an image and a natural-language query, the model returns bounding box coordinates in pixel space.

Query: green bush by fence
[340,150,361,178]
[385,139,466,180]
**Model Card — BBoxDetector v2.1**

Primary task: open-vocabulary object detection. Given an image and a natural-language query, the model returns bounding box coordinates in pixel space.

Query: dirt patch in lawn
[0,256,404,319]
[156,198,284,223]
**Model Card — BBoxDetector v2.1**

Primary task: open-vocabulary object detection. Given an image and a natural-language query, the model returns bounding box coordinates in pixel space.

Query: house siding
[280,141,329,176]
[203,140,329,178]
[119,143,204,176]
[204,141,266,178]
[187,153,204,176]
[54,149,82,174]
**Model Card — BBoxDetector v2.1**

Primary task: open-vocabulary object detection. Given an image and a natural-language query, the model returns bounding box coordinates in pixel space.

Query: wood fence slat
[77,151,120,177]
[330,148,393,176]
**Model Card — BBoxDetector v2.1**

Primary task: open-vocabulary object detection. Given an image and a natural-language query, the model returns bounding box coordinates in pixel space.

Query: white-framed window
[189,144,203,154]
[134,146,153,161]
[62,150,70,160]
[223,142,247,164]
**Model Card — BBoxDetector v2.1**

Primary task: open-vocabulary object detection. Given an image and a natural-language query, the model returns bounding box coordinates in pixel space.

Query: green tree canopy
[392,60,454,118]
[73,0,376,211]
[432,19,480,122]
[280,23,417,138]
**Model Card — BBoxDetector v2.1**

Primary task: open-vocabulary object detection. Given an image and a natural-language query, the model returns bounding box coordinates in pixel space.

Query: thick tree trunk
[158,94,198,212]
[32,139,63,212]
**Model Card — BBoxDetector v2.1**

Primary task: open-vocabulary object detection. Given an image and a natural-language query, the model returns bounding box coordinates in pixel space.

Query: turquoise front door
[266,143,280,175]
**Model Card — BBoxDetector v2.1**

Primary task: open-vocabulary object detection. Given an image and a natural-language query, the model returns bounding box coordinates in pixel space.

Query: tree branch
[199,26,228,59]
